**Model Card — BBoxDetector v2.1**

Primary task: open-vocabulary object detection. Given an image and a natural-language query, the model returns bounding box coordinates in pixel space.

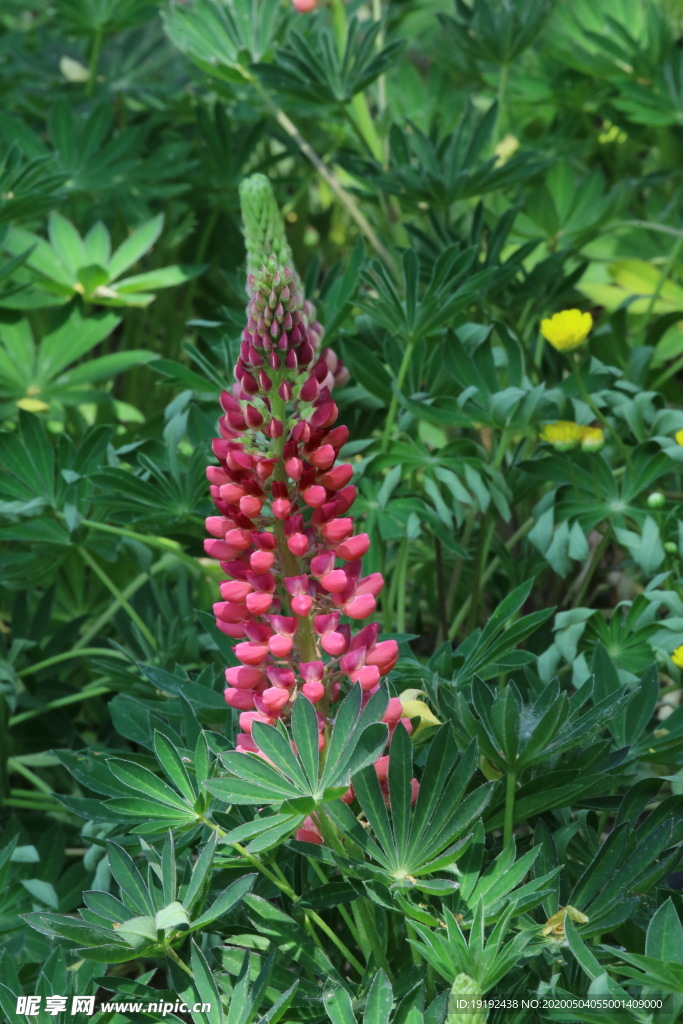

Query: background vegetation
[1,0,683,1021]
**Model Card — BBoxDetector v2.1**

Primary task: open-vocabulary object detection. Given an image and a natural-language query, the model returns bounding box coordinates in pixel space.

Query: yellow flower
[539,421,586,451]
[542,906,589,940]
[16,397,49,413]
[672,645,683,668]
[540,309,593,352]
[580,426,604,452]
[675,430,683,446]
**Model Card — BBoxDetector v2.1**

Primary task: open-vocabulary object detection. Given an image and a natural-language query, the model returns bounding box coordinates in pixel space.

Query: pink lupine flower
[205,256,417,837]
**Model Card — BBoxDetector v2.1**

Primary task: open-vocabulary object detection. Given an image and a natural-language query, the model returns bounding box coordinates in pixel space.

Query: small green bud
[239,174,295,289]
[647,492,665,509]
[664,541,678,554]
[447,974,486,1024]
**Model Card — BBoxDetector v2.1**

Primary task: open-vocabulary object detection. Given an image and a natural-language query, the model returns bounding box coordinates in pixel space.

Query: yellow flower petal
[540,309,593,352]
[539,421,586,451]
[672,644,683,668]
[16,397,50,412]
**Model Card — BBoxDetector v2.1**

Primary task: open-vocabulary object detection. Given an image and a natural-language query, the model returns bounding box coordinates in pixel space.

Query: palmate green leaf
[107,214,164,281]
[106,758,195,813]
[191,873,255,930]
[244,894,347,985]
[106,842,155,917]
[191,941,223,1024]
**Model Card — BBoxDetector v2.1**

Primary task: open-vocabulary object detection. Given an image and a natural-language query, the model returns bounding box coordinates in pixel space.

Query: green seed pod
[447,974,486,1024]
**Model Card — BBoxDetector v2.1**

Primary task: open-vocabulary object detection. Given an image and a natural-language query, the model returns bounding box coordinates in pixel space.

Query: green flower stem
[7,759,54,796]
[86,25,104,96]
[16,648,126,680]
[638,232,683,345]
[78,553,191,649]
[9,683,113,728]
[395,537,409,634]
[56,513,200,571]
[448,517,535,641]
[495,63,509,143]
[503,768,517,847]
[467,512,495,633]
[204,819,363,973]
[166,944,194,978]
[328,0,384,163]
[381,336,416,451]
[568,529,610,609]
[307,856,361,946]
[78,545,157,650]
[573,357,632,467]
[240,68,393,267]
[652,354,683,390]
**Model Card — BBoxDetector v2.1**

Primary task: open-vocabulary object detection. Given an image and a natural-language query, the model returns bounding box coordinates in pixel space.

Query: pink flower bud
[205,516,229,537]
[296,817,323,845]
[261,687,291,711]
[225,665,263,690]
[239,711,273,733]
[207,466,230,485]
[256,459,277,481]
[374,755,390,782]
[302,485,327,508]
[268,634,294,658]
[246,592,273,615]
[356,665,381,690]
[309,444,336,469]
[272,497,292,519]
[216,620,247,638]
[219,580,253,602]
[250,550,275,572]
[335,534,370,560]
[366,639,399,673]
[234,642,269,666]
[287,533,309,556]
[213,601,247,623]
[235,733,260,753]
[319,569,348,593]
[320,518,353,543]
[225,688,256,710]
[321,632,346,656]
[355,573,384,597]
[302,680,325,702]
[382,698,403,726]
[292,594,313,616]
[319,464,353,490]
[285,457,303,480]
[344,594,377,620]
[204,539,238,560]
[341,786,355,804]
[239,495,264,518]
[225,529,253,552]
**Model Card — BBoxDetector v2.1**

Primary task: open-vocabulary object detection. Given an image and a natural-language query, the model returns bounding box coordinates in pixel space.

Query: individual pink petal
[302,680,325,702]
[225,665,264,690]
[335,533,370,560]
[268,634,293,657]
[246,592,273,615]
[292,594,313,616]
[224,687,256,710]
[234,642,270,666]
[321,632,346,656]
[319,569,348,594]
[261,687,290,711]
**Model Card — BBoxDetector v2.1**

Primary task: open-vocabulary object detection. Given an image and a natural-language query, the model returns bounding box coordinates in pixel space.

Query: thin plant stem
[448,517,535,641]
[568,530,610,609]
[86,25,104,97]
[242,70,393,267]
[9,685,113,727]
[395,537,408,634]
[637,233,683,345]
[434,536,448,641]
[78,553,191,648]
[78,545,157,650]
[381,336,416,451]
[307,857,361,946]
[495,63,509,142]
[7,759,54,796]
[573,357,632,467]
[166,945,194,979]
[503,769,517,847]
[57,514,200,571]
[17,648,126,679]
[328,0,384,162]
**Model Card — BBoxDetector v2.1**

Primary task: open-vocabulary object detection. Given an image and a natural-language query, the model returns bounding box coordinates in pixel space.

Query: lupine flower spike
[204,179,418,843]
